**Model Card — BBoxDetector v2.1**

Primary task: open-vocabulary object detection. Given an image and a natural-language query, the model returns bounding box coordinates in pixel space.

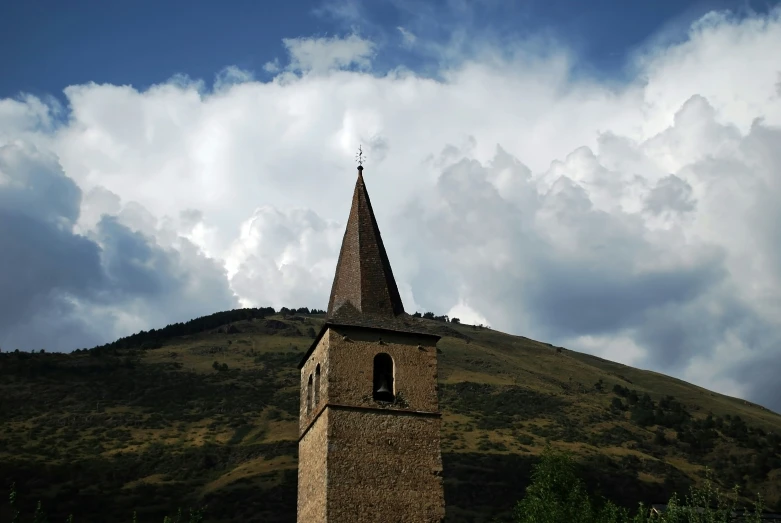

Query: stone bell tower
[297,164,446,522]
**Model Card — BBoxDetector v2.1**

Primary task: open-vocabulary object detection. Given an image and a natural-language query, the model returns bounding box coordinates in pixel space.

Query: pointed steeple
[298,162,440,368]
[326,165,406,325]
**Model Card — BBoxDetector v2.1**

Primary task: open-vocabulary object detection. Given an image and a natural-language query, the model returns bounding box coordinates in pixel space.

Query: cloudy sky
[2,0,781,411]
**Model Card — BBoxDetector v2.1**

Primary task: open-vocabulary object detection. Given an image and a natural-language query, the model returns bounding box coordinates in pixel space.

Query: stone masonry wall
[297,408,328,523]
[300,331,331,436]
[327,327,439,413]
[298,326,445,522]
[326,408,445,523]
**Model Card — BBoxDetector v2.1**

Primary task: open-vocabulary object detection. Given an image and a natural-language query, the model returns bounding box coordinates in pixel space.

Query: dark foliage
[610,386,781,474]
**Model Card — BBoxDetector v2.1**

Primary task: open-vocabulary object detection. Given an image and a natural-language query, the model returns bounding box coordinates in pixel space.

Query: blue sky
[3,0,774,99]
[2,0,781,411]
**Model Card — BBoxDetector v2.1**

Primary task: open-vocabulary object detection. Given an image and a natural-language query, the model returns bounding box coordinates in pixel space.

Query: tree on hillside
[512,446,604,523]
[510,447,766,523]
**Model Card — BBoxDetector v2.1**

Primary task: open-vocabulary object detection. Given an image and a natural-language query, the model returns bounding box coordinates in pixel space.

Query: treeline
[412,311,463,324]
[78,307,469,356]
[74,307,326,355]
[411,311,492,329]
[278,307,326,316]
[0,304,475,357]
[78,307,277,354]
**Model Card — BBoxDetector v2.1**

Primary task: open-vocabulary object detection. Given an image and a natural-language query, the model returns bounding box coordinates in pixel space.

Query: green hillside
[1,309,780,522]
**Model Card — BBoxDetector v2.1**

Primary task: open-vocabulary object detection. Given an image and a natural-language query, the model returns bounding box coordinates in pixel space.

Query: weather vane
[355,145,366,168]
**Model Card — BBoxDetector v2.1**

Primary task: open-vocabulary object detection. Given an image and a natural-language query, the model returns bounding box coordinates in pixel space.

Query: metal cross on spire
[355,145,366,169]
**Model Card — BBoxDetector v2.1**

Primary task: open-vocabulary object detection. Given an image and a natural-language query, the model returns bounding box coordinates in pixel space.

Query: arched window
[314,364,321,406]
[306,374,313,415]
[373,353,395,402]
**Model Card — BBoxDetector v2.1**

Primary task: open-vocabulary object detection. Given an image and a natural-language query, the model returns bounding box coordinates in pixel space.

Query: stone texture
[300,331,330,427]
[298,327,445,522]
[299,327,441,431]
[327,327,439,413]
[297,408,328,522]
[326,407,445,523]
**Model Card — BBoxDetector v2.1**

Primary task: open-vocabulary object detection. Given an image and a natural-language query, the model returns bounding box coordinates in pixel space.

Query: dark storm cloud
[632,293,747,370]
[0,144,104,340]
[731,336,781,412]
[95,215,181,296]
[525,253,726,340]
[0,209,104,332]
[0,143,81,224]
[0,142,238,352]
[1,293,106,353]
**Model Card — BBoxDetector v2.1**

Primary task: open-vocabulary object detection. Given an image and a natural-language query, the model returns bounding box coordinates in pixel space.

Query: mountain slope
[1,310,779,522]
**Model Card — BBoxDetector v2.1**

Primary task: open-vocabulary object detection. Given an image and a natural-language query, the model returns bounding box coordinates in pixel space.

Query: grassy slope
[1,313,779,523]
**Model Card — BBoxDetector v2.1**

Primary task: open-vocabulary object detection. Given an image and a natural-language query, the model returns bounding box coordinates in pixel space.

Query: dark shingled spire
[298,164,440,368]
[327,165,406,325]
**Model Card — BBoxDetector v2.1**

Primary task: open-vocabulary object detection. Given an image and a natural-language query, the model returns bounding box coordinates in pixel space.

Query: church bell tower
[297,164,446,522]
